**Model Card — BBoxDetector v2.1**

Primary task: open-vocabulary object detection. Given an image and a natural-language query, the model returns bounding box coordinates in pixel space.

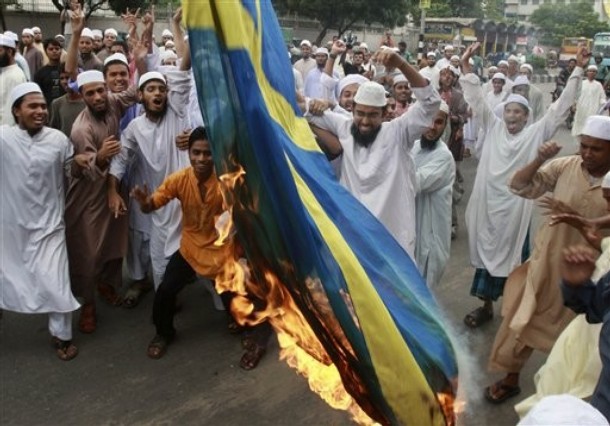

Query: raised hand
[331,40,346,56]
[560,245,598,286]
[576,45,591,69]
[175,129,192,151]
[172,6,183,26]
[374,47,403,70]
[536,140,562,163]
[69,2,86,34]
[97,136,121,164]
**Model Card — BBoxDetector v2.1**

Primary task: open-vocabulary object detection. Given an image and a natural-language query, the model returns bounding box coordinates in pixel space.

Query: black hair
[188,126,208,149]
[398,41,407,47]
[112,39,129,54]
[43,38,61,50]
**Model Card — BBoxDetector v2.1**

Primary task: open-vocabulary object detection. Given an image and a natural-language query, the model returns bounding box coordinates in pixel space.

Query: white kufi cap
[10,82,42,107]
[0,34,16,49]
[300,39,311,47]
[602,170,610,189]
[22,28,34,37]
[582,115,610,141]
[160,50,178,63]
[354,81,387,107]
[439,101,450,115]
[31,26,41,33]
[426,51,436,58]
[138,71,166,89]
[518,394,609,426]
[392,74,408,86]
[77,70,105,88]
[81,28,94,39]
[444,45,454,51]
[498,60,509,67]
[104,28,118,37]
[520,63,533,74]
[491,72,506,81]
[336,74,369,98]
[162,29,173,37]
[4,31,18,42]
[587,64,598,72]
[513,75,530,86]
[315,47,329,56]
[507,54,518,62]
[450,55,460,61]
[104,53,128,67]
[91,29,103,38]
[504,93,530,110]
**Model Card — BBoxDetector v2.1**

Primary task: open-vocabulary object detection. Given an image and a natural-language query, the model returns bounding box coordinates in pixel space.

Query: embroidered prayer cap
[315,47,329,56]
[513,75,530,87]
[439,101,450,115]
[517,394,609,426]
[491,72,506,82]
[354,81,387,107]
[587,64,598,72]
[520,63,533,74]
[504,93,530,110]
[91,29,103,39]
[104,53,128,67]
[22,28,34,37]
[0,34,16,49]
[392,74,408,86]
[300,39,311,47]
[80,28,94,39]
[10,82,42,107]
[138,71,166,89]
[337,74,369,98]
[104,28,118,37]
[77,70,105,89]
[162,29,173,38]
[582,115,610,141]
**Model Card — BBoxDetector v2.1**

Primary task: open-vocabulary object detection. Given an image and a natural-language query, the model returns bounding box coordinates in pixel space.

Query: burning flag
[183,1,458,424]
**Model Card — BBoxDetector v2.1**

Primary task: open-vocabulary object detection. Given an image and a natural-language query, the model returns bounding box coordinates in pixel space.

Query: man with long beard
[413,102,456,287]
[306,48,440,257]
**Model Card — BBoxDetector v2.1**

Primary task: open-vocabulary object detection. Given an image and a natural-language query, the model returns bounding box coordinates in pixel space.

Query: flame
[214,168,378,425]
[436,392,465,426]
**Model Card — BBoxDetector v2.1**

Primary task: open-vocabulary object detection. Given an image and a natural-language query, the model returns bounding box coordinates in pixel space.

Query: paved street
[1,82,580,426]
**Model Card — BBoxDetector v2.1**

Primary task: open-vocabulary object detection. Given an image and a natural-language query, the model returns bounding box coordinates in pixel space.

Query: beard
[350,123,381,148]
[420,133,441,150]
[0,53,9,68]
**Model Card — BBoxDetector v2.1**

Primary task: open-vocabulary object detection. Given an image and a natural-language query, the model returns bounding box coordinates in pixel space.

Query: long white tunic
[109,70,191,284]
[308,84,441,257]
[461,67,582,277]
[0,126,80,313]
[572,79,607,137]
[413,139,455,287]
[419,66,440,89]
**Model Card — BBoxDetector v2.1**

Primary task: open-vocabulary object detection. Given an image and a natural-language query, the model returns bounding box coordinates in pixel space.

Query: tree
[106,0,180,16]
[529,1,610,46]
[51,0,107,20]
[272,0,409,46]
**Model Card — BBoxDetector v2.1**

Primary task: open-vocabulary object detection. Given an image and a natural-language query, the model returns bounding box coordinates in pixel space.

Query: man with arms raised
[306,48,441,257]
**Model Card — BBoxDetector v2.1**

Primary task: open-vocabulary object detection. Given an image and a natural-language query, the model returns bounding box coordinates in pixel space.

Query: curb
[531,74,555,84]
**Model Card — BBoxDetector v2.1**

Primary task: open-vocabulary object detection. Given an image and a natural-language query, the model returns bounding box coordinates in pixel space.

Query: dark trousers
[153,250,272,348]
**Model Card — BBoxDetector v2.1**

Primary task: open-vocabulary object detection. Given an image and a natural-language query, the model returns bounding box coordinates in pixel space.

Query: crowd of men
[2,3,610,423]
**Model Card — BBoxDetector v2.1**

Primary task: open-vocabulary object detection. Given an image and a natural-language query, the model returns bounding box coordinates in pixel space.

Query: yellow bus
[559,37,592,67]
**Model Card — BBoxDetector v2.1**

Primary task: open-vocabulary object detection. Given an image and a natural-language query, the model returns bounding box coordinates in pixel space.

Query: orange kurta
[151,167,232,278]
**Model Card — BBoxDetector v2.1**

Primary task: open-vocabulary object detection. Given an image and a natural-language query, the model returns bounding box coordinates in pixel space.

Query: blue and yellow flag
[184,1,458,424]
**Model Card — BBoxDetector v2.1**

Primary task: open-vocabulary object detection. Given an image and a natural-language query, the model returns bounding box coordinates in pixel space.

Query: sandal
[78,303,96,334]
[484,381,521,404]
[98,282,122,306]
[52,337,79,361]
[239,344,266,370]
[147,334,173,360]
[122,280,153,309]
[463,306,493,328]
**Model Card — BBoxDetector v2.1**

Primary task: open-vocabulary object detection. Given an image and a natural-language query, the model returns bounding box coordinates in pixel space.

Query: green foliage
[482,0,504,20]
[272,0,410,44]
[529,1,610,46]
[526,53,546,71]
[413,0,483,19]
[107,0,179,16]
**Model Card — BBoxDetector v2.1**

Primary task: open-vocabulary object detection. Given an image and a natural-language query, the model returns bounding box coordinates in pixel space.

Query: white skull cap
[10,82,42,107]
[354,81,387,107]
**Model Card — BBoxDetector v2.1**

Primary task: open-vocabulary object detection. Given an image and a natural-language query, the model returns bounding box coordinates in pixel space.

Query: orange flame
[436,392,465,426]
[215,168,377,425]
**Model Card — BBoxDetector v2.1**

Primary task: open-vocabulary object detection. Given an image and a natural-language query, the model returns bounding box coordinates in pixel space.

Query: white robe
[461,68,582,277]
[413,139,455,287]
[309,84,441,257]
[419,66,440,89]
[0,126,80,313]
[110,69,191,285]
[572,79,607,137]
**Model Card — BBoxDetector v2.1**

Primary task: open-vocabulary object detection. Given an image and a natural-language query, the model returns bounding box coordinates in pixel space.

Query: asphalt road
[1,82,578,426]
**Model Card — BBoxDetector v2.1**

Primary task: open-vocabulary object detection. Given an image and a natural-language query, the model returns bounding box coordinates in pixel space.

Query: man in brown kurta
[65,69,137,333]
[484,124,610,403]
